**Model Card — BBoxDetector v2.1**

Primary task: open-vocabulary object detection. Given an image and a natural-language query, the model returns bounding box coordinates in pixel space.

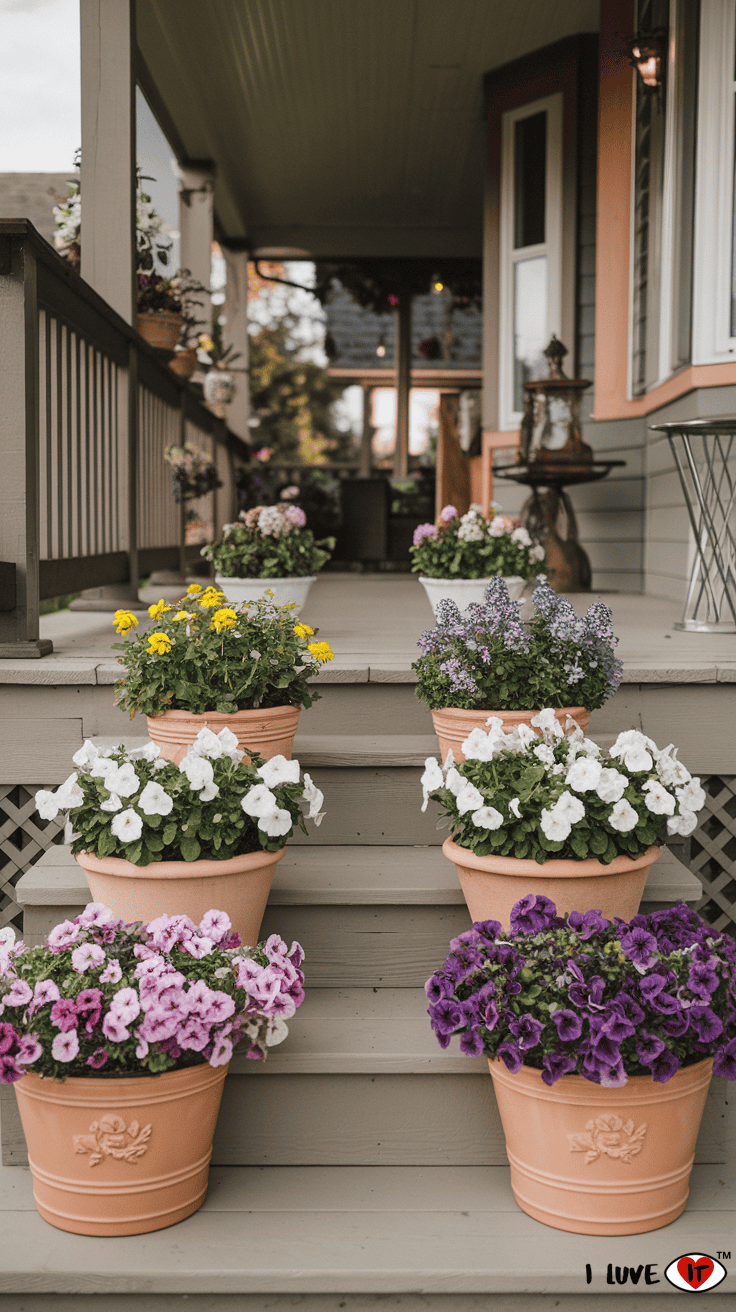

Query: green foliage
[202,519,334,579]
[249,321,349,463]
[410,508,544,580]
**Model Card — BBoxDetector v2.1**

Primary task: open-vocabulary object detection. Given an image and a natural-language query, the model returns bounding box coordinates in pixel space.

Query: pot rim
[488,1055,713,1103]
[75,845,287,879]
[431,706,588,722]
[147,705,300,723]
[214,574,317,584]
[417,574,524,586]
[442,835,660,878]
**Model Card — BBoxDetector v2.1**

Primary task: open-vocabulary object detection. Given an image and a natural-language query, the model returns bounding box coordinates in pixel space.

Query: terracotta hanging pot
[442,837,660,928]
[169,348,198,378]
[488,1057,713,1235]
[418,575,526,617]
[13,1061,228,1236]
[214,574,317,614]
[431,706,591,764]
[75,846,286,947]
[135,310,183,351]
[146,705,302,765]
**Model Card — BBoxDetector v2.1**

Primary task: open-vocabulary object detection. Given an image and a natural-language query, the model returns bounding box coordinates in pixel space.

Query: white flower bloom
[99,792,123,813]
[192,728,225,758]
[72,739,99,768]
[676,778,706,813]
[457,518,484,542]
[420,758,444,812]
[516,724,538,749]
[55,772,85,810]
[622,745,653,772]
[509,797,522,819]
[456,783,485,815]
[551,762,566,776]
[608,799,639,833]
[472,805,504,830]
[530,544,546,562]
[540,808,571,841]
[110,808,143,842]
[445,767,465,797]
[667,809,699,837]
[610,730,654,773]
[258,807,292,837]
[565,756,603,792]
[655,745,691,787]
[484,716,504,733]
[106,763,140,798]
[510,526,531,547]
[531,708,564,739]
[35,789,59,821]
[595,768,628,804]
[301,772,325,821]
[442,748,455,769]
[554,791,586,824]
[642,779,676,815]
[90,756,117,780]
[533,743,555,766]
[257,755,301,787]
[216,727,243,760]
[265,1016,290,1046]
[461,727,501,762]
[138,781,174,817]
[200,781,220,803]
[242,784,279,818]
[181,756,215,792]
[128,742,161,762]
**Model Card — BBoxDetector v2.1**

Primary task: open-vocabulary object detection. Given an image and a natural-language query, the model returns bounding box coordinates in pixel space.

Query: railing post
[0,230,52,657]
[127,341,140,596]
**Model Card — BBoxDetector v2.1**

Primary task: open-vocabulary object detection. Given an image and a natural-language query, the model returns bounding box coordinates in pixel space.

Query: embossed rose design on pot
[73,1114,152,1167]
[568,1114,647,1165]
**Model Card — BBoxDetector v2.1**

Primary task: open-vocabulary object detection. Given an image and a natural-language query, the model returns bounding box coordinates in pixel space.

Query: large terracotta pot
[431,706,591,764]
[214,574,316,614]
[489,1057,713,1235]
[146,705,302,765]
[443,837,660,928]
[418,574,525,617]
[75,846,286,947]
[135,310,183,351]
[14,1062,228,1236]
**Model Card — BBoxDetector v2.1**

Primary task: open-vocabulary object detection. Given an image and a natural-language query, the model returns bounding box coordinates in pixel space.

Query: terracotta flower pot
[14,1062,228,1236]
[489,1057,713,1235]
[431,706,591,764]
[146,705,302,765]
[442,837,660,928]
[75,846,286,947]
[169,348,197,378]
[214,574,316,614]
[135,310,183,351]
[418,574,525,617]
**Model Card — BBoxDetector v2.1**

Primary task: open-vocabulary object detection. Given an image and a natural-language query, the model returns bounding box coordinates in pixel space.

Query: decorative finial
[544,335,568,379]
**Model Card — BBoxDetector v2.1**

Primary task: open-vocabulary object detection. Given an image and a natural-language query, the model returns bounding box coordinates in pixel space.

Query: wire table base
[650,420,736,632]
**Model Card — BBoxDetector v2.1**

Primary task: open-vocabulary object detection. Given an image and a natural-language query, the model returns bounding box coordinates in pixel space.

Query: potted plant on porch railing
[111,591,335,761]
[410,503,546,616]
[0,906,305,1236]
[414,576,623,762]
[421,712,706,926]
[201,505,335,612]
[426,894,736,1235]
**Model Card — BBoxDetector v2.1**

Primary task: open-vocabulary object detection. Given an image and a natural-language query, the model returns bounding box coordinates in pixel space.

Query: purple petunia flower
[481,1000,499,1030]
[0,1023,17,1055]
[601,1010,636,1043]
[612,991,645,1026]
[541,1052,577,1085]
[473,919,503,943]
[0,1054,23,1084]
[688,962,719,1000]
[508,1014,544,1050]
[713,1038,736,1080]
[551,1009,582,1042]
[510,894,557,935]
[425,973,456,1005]
[647,990,680,1015]
[86,1048,108,1069]
[660,1011,689,1037]
[459,1028,485,1057]
[638,973,668,1001]
[650,1049,681,1083]
[619,927,658,968]
[635,1032,665,1065]
[496,1040,523,1073]
[568,909,609,939]
[599,1059,628,1088]
[569,975,606,1010]
[428,999,464,1037]
[688,1005,724,1043]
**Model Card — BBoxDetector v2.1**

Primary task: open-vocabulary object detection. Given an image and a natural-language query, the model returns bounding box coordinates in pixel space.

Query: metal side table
[650,419,736,632]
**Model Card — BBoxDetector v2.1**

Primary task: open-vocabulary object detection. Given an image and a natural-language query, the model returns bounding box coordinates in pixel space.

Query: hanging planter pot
[14,1063,228,1237]
[204,370,237,407]
[146,705,302,766]
[431,706,590,764]
[169,347,198,378]
[75,846,287,948]
[442,837,660,928]
[135,310,183,351]
[488,1057,713,1236]
[418,575,526,617]
[214,574,317,613]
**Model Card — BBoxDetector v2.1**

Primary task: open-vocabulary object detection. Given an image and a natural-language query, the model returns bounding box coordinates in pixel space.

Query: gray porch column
[79,0,136,324]
[393,295,411,479]
[221,243,250,441]
[178,161,216,315]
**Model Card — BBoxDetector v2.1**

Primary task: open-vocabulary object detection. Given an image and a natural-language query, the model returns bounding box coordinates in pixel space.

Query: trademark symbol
[718,1251,731,1260]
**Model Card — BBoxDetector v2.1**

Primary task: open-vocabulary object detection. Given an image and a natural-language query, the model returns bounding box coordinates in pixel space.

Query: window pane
[514,112,547,248]
[513,256,547,412]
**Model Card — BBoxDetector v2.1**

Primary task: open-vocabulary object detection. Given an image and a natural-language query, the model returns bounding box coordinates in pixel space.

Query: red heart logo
[677,1256,715,1288]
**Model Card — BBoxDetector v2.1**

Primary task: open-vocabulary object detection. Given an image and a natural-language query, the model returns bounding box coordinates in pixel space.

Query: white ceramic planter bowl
[418,575,526,616]
[215,575,316,613]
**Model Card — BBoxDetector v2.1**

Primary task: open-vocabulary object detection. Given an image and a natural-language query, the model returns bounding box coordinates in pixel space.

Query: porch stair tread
[15,842,702,907]
[0,1161,732,1295]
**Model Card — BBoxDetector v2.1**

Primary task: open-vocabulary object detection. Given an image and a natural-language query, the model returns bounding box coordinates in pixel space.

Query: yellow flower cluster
[293,622,315,638]
[186,583,203,595]
[172,610,192,622]
[147,633,173,656]
[199,586,227,610]
[148,599,172,620]
[113,609,139,636]
[210,607,238,634]
[308,641,335,663]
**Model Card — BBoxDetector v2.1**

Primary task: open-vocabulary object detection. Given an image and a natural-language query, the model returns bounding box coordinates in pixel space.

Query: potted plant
[415,577,623,762]
[35,728,325,943]
[426,894,736,1235]
[421,713,706,926]
[136,271,184,349]
[201,506,336,612]
[112,590,334,762]
[0,905,305,1236]
[199,319,244,416]
[411,503,545,616]
[169,274,207,378]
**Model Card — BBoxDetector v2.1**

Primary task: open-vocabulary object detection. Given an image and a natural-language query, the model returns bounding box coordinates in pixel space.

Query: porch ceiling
[136,0,599,259]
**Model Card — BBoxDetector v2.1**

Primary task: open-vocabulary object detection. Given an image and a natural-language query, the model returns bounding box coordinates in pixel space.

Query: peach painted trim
[592,363,736,421]
[480,430,520,514]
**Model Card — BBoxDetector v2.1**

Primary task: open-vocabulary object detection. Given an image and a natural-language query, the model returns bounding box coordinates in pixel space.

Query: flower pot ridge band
[14,1063,228,1236]
[146,705,301,765]
[432,706,591,764]
[419,574,525,616]
[75,846,286,948]
[443,837,660,927]
[214,575,316,613]
[489,1058,713,1235]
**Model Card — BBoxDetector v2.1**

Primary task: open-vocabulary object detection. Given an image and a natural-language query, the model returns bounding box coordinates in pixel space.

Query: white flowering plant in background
[410,503,545,580]
[421,710,706,865]
[35,729,325,866]
[201,504,335,579]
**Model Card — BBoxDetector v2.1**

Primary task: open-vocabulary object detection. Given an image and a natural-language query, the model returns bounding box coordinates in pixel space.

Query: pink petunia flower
[109,987,141,1026]
[199,910,232,943]
[50,999,78,1032]
[51,1030,79,1062]
[16,1034,43,1065]
[99,958,122,984]
[101,1012,130,1043]
[78,903,115,929]
[5,980,33,1007]
[71,943,106,974]
[209,1036,233,1067]
[46,920,81,950]
[180,936,215,959]
[32,979,60,1009]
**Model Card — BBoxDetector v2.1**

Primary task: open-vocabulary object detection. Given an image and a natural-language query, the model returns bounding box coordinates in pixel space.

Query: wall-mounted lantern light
[376,332,386,358]
[628,28,667,97]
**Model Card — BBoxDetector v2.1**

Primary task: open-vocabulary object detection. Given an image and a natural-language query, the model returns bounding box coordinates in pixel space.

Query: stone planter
[431,706,591,764]
[214,574,316,614]
[75,846,287,948]
[418,575,526,617]
[135,310,183,351]
[146,705,302,766]
[169,348,197,378]
[488,1057,713,1235]
[442,837,660,928]
[14,1062,228,1236]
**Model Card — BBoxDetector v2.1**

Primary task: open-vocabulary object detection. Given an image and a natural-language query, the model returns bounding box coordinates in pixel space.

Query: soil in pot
[443,837,660,928]
[431,706,591,764]
[146,705,301,765]
[489,1057,713,1235]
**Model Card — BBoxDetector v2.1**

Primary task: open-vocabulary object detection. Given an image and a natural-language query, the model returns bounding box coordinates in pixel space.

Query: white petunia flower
[442,749,455,770]
[55,772,85,810]
[540,808,571,841]
[516,724,538,749]
[242,784,279,818]
[595,768,628,804]
[642,779,676,815]
[90,756,117,780]
[531,708,564,739]
[608,799,639,832]
[655,744,691,787]
[676,778,706,813]
[461,727,501,762]
[456,783,485,815]
[509,797,522,819]
[138,781,174,817]
[35,789,59,821]
[258,807,292,837]
[565,756,603,792]
[192,727,225,758]
[72,739,99,769]
[533,743,555,766]
[472,805,504,830]
[200,781,220,803]
[99,791,123,812]
[216,727,243,761]
[128,742,161,762]
[420,758,444,812]
[181,756,215,792]
[445,767,465,797]
[554,791,586,824]
[667,809,699,837]
[257,755,301,787]
[484,716,504,733]
[106,762,140,798]
[110,808,143,842]
[301,772,325,821]
[510,526,531,547]
[610,730,654,773]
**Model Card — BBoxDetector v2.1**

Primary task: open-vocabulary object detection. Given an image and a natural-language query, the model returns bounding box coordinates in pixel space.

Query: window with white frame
[498,94,563,430]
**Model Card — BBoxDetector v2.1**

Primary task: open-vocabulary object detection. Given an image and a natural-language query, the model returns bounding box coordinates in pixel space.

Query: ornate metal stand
[650,419,736,632]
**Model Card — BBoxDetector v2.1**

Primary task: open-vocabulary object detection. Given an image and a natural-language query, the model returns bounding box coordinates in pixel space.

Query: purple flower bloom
[481,1000,499,1030]
[635,1032,665,1065]
[601,1010,636,1043]
[50,999,78,1032]
[688,1005,723,1043]
[612,991,645,1026]
[425,973,455,1005]
[0,1023,17,1055]
[660,1011,689,1037]
[599,1059,628,1088]
[496,1041,523,1073]
[619,927,658,968]
[688,962,719,1000]
[713,1038,736,1080]
[510,894,557,935]
[86,1048,108,1069]
[509,1014,544,1050]
[647,991,681,1015]
[568,909,609,939]
[541,1052,577,1085]
[413,522,438,548]
[473,919,503,943]
[638,973,668,1001]
[459,1028,485,1057]
[429,999,463,1037]
[650,1049,681,1083]
[551,1009,582,1042]
[0,1055,23,1084]
[569,975,605,1010]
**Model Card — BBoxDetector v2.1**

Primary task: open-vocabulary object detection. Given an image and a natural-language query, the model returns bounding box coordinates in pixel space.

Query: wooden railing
[0,220,249,655]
